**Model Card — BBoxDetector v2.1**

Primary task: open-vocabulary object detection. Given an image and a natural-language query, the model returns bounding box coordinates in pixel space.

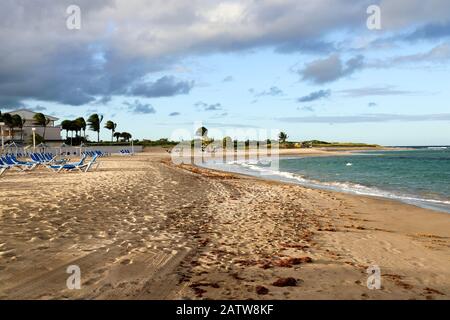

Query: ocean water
[202,148,450,213]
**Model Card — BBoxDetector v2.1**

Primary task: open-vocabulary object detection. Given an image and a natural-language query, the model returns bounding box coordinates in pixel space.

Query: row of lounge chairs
[119,149,133,156]
[0,152,100,177]
[82,150,109,157]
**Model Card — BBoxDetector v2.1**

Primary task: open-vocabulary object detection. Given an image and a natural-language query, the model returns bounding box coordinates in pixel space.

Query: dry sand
[0,149,448,300]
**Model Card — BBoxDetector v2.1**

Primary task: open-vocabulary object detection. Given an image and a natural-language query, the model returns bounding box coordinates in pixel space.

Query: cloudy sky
[1,0,450,145]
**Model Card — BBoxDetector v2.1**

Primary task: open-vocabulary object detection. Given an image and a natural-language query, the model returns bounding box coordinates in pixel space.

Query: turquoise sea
[203,148,450,213]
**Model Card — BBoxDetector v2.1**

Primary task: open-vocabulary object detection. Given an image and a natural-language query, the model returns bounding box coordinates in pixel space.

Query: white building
[0,109,62,143]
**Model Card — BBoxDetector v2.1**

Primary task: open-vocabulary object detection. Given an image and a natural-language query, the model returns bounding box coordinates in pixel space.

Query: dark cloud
[404,22,450,41]
[299,54,364,84]
[169,112,180,116]
[0,0,362,107]
[30,105,47,111]
[94,96,112,105]
[0,96,26,109]
[1,0,450,108]
[298,89,331,103]
[127,76,194,98]
[0,42,177,106]
[278,113,450,123]
[1,104,47,112]
[124,100,156,114]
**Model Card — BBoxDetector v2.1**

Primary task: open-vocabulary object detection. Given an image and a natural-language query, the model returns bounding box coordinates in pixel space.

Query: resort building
[0,109,62,143]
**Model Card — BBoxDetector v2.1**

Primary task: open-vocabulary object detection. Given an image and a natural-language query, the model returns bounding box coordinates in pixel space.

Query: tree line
[0,111,50,142]
[0,110,132,145]
[0,111,26,141]
[61,114,132,144]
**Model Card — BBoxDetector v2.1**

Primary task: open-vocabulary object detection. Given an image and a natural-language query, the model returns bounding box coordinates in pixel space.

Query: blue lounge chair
[0,159,11,176]
[1,155,36,171]
[6,155,38,171]
[47,154,98,173]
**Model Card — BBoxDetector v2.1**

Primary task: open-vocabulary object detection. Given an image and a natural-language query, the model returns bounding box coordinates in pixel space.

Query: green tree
[12,114,24,142]
[28,132,44,145]
[87,114,104,142]
[33,113,50,141]
[278,131,288,144]
[195,126,208,138]
[113,131,121,142]
[70,120,81,143]
[120,132,132,142]
[61,120,72,140]
[104,120,117,142]
[1,113,14,140]
[75,117,86,139]
[222,136,233,149]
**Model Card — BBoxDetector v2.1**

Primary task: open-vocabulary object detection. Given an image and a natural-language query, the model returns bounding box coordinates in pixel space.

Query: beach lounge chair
[46,154,87,172]
[120,149,133,156]
[1,155,36,171]
[6,155,39,171]
[0,159,11,176]
[47,154,98,173]
[30,153,51,164]
[29,153,66,165]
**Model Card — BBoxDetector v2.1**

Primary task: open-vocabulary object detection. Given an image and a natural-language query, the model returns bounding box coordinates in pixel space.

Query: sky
[1,0,450,145]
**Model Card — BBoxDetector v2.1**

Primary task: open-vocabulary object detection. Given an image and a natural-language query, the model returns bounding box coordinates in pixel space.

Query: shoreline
[184,158,450,218]
[193,148,450,215]
[173,158,450,299]
[0,151,448,299]
[165,146,410,159]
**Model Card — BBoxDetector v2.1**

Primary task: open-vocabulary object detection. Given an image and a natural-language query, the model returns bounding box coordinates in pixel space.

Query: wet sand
[0,150,448,299]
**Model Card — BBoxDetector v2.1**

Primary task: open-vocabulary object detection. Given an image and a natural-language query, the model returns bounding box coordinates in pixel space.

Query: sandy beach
[0,148,449,300]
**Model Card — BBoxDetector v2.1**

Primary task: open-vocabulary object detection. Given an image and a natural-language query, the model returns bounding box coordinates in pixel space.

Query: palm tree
[61,120,72,140]
[2,113,14,141]
[87,114,104,142]
[222,136,233,149]
[113,131,121,142]
[19,117,26,142]
[68,120,76,145]
[195,126,208,138]
[120,132,132,142]
[278,131,288,144]
[104,120,117,142]
[71,120,82,144]
[75,117,86,139]
[33,113,50,141]
[11,114,24,142]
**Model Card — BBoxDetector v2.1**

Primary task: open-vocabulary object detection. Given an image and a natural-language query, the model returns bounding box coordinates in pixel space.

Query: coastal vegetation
[87,114,104,143]
[300,140,381,148]
[1,110,380,149]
